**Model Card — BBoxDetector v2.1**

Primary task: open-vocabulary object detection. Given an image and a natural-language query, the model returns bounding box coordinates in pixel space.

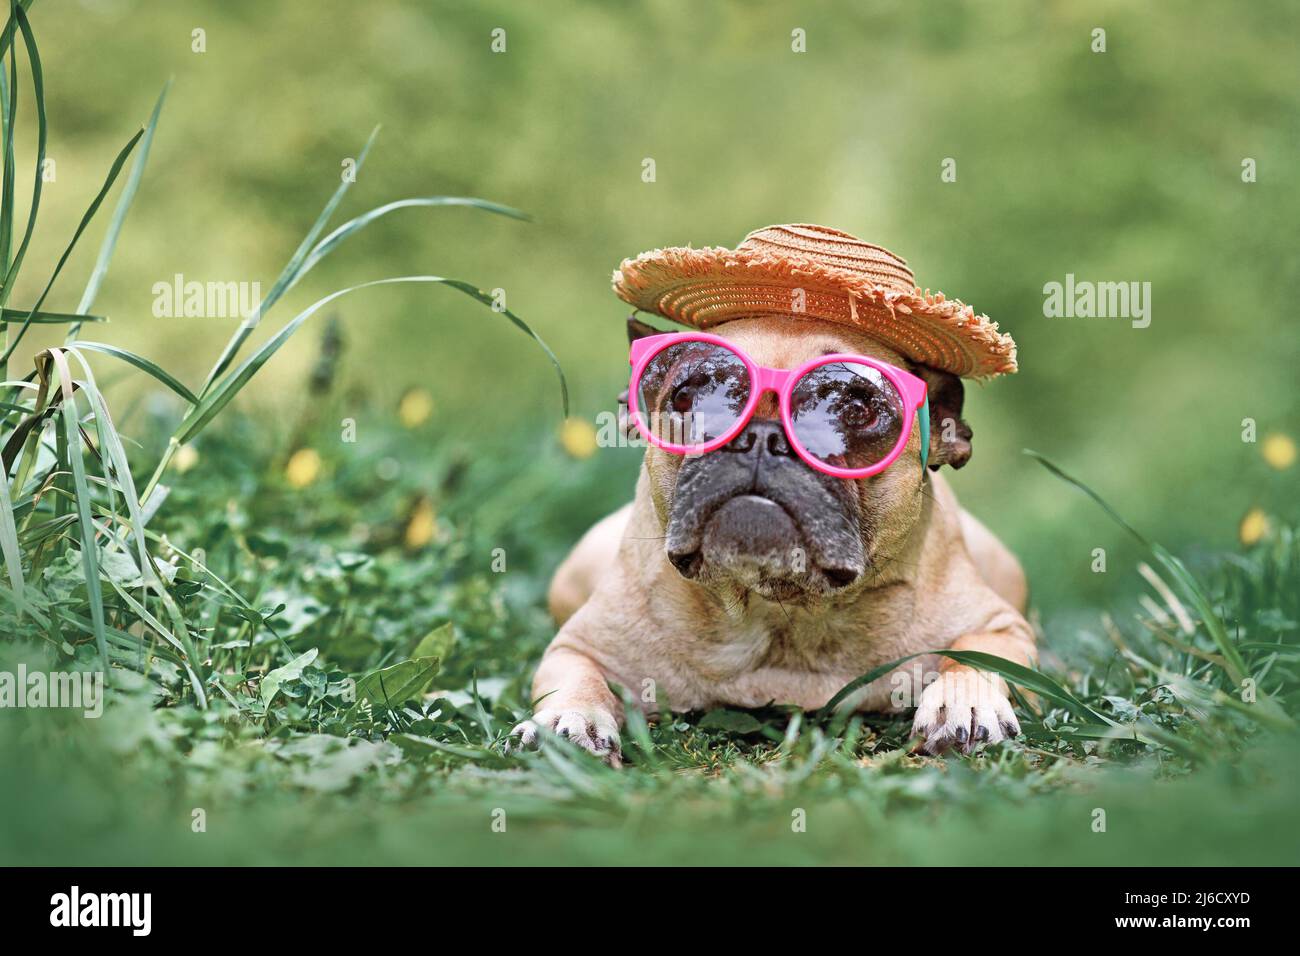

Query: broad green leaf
[412,621,455,661]
[357,656,440,707]
[260,648,319,704]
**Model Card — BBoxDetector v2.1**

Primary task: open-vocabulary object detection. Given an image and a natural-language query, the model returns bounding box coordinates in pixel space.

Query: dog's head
[633,315,972,605]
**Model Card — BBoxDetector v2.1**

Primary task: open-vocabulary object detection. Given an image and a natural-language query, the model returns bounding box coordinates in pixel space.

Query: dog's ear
[619,314,659,438]
[915,365,972,470]
[627,313,658,345]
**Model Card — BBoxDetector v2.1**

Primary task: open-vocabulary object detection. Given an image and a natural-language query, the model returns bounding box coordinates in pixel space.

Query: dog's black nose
[724,419,795,459]
[666,548,703,578]
[822,566,860,589]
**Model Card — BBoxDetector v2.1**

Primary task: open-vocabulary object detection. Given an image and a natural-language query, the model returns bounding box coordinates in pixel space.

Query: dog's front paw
[507,708,623,768]
[911,668,1020,755]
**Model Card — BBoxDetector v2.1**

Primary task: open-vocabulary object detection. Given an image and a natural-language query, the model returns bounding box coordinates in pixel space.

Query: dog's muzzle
[664,419,866,593]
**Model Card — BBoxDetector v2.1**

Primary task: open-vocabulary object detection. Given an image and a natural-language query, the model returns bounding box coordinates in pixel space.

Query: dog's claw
[507,708,623,768]
[911,669,1020,756]
[504,718,540,753]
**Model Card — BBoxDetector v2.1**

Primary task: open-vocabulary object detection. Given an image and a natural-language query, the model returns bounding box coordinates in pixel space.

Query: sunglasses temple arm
[917,397,930,472]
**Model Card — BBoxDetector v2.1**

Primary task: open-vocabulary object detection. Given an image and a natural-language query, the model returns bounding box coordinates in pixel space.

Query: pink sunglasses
[628,332,930,479]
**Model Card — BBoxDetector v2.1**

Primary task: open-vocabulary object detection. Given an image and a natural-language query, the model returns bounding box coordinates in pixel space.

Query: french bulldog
[511,315,1035,766]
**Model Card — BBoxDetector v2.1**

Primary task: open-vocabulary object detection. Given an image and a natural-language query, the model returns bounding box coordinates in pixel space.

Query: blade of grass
[391,734,489,761]
[147,135,553,488]
[934,649,1113,725]
[819,654,917,717]
[468,673,496,742]
[137,529,258,615]
[0,5,46,311]
[1023,449,1150,547]
[0,125,143,368]
[0,580,47,627]
[198,126,380,395]
[63,346,207,704]
[169,274,566,450]
[819,649,1111,726]
[1025,449,1250,685]
[68,77,171,339]
[0,0,17,294]
[44,348,108,667]
[104,575,190,659]
[535,728,619,795]
[3,364,48,491]
[70,341,199,404]
[3,307,105,324]
[820,648,1193,753]
[1151,543,1249,683]
[137,127,381,487]
[0,430,23,601]
[291,196,528,285]
[616,686,661,769]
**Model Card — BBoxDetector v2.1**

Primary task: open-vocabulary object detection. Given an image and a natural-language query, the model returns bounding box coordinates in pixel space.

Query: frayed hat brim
[613,244,1016,379]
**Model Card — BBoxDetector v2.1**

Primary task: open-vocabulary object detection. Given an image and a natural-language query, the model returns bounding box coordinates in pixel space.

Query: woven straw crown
[613,223,1017,379]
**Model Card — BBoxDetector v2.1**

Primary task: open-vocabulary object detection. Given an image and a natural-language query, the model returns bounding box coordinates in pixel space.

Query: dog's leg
[508,646,624,767]
[911,628,1035,755]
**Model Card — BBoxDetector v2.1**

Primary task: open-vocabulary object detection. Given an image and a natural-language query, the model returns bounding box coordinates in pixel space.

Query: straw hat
[612,224,1016,378]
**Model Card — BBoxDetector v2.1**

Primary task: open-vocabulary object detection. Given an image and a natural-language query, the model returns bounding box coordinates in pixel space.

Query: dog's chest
[676,613,907,711]
[696,610,884,677]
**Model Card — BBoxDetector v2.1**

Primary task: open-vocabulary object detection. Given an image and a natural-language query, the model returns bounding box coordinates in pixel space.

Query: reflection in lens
[636,341,750,447]
[789,361,904,470]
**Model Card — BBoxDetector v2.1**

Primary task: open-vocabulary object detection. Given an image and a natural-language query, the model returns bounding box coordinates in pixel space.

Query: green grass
[2,2,1300,867]
[2,372,1299,864]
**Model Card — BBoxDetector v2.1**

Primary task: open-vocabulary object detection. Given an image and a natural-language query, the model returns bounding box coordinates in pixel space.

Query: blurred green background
[16,0,1299,618]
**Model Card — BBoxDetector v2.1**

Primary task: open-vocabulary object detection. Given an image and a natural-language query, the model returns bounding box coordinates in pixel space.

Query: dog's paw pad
[506,708,622,767]
[911,669,1019,756]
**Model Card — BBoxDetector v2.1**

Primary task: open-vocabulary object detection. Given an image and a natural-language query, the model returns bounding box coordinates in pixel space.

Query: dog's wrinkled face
[639,316,972,605]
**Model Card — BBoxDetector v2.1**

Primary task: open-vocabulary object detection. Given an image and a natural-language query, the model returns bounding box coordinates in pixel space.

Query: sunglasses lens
[636,340,750,448]
[789,361,905,471]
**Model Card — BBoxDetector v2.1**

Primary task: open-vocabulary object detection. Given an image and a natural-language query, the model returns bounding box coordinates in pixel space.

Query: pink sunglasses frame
[627,331,930,479]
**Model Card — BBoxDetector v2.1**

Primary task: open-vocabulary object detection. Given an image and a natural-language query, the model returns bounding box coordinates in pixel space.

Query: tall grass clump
[0,3,564,703]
